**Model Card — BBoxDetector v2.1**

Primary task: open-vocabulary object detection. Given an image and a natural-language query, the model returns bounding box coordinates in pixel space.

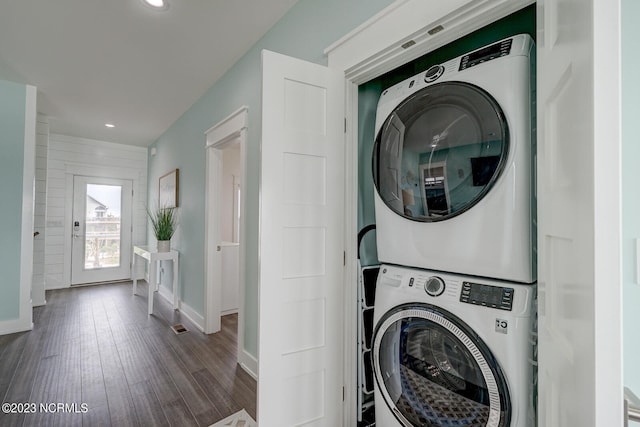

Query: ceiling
[0,0,298,147]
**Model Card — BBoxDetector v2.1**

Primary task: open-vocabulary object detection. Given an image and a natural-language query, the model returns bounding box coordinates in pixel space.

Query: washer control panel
[460,282,514,311]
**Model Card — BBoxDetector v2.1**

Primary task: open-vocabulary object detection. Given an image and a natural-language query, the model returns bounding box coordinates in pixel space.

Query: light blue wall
[0,79,27,322]
[622,0,640,397]
[148,0,395,357]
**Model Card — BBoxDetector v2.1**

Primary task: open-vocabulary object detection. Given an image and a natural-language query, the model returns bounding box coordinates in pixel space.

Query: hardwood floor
[0,281,256,427]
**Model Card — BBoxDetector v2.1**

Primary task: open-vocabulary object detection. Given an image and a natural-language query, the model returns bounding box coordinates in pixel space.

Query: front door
[71,176,133,285]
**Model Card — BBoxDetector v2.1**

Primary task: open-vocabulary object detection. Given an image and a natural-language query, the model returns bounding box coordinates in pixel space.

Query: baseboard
[32,298,47,307]
[45,275,69,290]
[0,318,33,336]
[157,284,173,305]
[178,300,205,333]
[221,308,239,316]
[239,349,258,380]
[155,284,205,333]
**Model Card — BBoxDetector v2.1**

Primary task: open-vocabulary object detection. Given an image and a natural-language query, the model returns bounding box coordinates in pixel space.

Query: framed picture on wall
[159,169,179,208]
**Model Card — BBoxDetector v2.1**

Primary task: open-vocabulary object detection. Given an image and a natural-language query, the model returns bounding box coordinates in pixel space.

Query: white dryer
[372,264,535,427]
[373,34,535,283]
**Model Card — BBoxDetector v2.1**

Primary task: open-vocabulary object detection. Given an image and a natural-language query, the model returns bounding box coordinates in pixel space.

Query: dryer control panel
[459,38,513,71]
[460,282,514,311]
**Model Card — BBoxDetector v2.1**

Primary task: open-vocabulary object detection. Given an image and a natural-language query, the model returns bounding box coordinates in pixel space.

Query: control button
[424,65,444,83]
[424,276,445,297]
[409,277,414,287]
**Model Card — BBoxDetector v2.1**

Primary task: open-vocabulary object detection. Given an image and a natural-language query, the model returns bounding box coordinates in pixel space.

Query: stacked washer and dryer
[370,34,536,427]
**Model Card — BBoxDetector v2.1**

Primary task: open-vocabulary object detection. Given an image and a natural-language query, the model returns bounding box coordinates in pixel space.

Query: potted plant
[147,206,177,252]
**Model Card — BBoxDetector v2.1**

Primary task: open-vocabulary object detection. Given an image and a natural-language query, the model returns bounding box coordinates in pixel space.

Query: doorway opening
[204,107,251,374]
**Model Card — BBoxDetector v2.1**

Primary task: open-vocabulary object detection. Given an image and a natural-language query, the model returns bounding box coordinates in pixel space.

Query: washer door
[373,81,509,221]
[373,304,511,427]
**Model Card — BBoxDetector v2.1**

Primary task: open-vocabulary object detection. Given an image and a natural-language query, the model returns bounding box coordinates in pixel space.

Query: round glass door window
[373,304,511,427]
[373,82,509,221]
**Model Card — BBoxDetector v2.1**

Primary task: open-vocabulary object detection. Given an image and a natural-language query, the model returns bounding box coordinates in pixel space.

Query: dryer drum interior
[373,304,511,427]
[373,81,509,222]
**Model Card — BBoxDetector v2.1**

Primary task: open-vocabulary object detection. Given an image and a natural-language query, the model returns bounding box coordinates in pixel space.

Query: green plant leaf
[147,206,177,241]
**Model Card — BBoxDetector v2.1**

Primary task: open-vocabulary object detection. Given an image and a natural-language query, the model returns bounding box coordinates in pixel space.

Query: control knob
[424,65,444,83]
[425,276,445,297]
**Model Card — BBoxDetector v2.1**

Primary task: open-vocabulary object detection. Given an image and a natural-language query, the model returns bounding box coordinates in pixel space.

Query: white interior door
[71,176,133,285]
[258,49,345,426]
[537,0,622,426]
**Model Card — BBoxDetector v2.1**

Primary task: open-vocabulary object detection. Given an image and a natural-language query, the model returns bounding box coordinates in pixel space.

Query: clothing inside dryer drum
[378,316,509,426]
[373,81,509,221]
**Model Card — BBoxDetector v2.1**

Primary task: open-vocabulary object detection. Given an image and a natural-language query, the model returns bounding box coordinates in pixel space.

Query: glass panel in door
[84,184,122,269]
[374,306,511,426]
[373,82,509,222]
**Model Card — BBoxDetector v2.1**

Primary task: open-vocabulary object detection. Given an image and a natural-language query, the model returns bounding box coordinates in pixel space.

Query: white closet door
[258,49,345,426]
[537,0,622,425]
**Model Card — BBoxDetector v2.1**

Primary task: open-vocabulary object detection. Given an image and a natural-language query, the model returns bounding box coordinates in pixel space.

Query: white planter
[157,240,171,252]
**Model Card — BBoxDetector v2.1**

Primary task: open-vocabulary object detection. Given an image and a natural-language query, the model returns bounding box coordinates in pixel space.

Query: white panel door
[258,50,345,426]
[537,0,622,426]
[71,176,133,284]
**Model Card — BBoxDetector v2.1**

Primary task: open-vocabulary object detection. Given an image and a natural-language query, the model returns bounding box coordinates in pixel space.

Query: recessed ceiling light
[105,123,115,128]
[142,0,169,10]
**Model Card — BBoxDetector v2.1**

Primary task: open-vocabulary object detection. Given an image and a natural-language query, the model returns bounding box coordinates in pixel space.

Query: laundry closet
[355,6,536,426]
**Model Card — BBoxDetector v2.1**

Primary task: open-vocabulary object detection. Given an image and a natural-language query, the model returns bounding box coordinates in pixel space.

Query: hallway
[0,282,256,426]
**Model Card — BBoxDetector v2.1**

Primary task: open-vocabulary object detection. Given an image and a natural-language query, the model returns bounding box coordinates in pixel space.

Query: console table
[132,245,179,315]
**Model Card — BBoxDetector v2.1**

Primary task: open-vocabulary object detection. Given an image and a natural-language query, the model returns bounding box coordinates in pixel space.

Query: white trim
[11,84,37,335]
[0,318,33,335]
[221,308,239,316]
[62,173,74,287]
[205,106,249,147]
[593,0,622,424]
[326,0,534,83]
[178,299,205,333]
[204,107,249,371]
[157,282,175,306]
[60,167,141,288]
[324,1,534,425]
[3,85,37,334]
[239,349,258,380]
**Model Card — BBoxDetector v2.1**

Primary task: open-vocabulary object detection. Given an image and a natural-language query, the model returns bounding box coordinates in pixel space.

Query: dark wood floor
[0,281,256,427]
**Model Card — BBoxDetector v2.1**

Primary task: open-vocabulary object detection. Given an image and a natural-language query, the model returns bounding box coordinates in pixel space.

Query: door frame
[324,0,619,425]
[70,175,133,285]
[61,165,141,288]
[204,106,251,371]
[325,1,537,422]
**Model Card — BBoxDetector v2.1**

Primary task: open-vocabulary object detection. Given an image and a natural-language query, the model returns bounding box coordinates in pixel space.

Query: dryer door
[373,303,510,427]
[373,82,509,221]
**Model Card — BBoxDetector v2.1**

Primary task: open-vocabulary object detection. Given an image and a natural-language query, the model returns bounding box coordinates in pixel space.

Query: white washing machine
[373,34,535,283]
[372,264,535,427]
